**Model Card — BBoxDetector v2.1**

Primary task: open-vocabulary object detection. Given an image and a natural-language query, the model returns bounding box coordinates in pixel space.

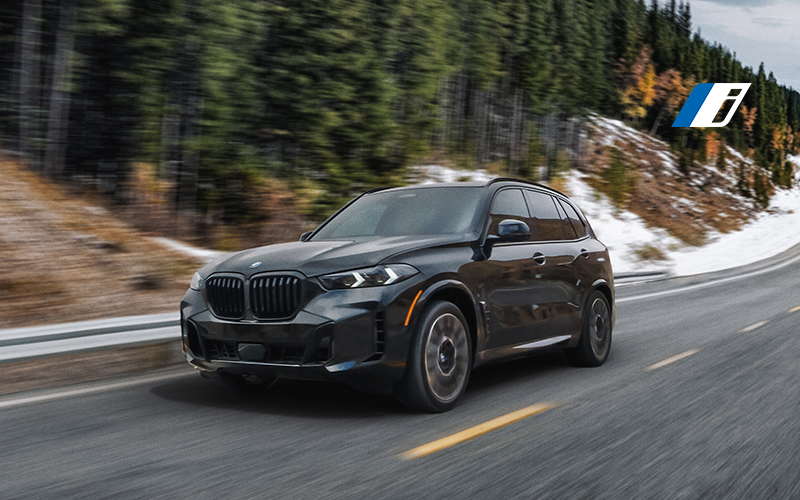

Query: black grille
[202,338,309,365]
[206,276,245,319]
[250,276,302,319]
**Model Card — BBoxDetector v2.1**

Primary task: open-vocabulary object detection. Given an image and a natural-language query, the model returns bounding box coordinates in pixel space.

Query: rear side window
[558,199,587,239]
[488,189,531,238]
[553,200,577,239]
[524,190,572,241]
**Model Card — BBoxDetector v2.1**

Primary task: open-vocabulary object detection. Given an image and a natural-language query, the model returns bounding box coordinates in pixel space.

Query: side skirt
[473,333,578,368]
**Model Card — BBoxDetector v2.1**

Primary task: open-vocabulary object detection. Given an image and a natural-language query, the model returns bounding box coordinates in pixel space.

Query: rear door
[522,189,584,338]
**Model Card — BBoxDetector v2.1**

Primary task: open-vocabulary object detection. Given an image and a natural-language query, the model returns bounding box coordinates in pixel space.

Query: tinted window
[490,189,529,218]
[558,199,587,238]
[553,198,578,239]
[488,189,531,238]
[312,187,483,240]
[524,190,571,241]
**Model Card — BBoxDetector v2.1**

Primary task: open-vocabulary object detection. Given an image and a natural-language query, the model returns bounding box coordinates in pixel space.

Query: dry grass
[548,174,570,196]
[110,163,313,253]
[0,157,204,328]
[633,244,668,261]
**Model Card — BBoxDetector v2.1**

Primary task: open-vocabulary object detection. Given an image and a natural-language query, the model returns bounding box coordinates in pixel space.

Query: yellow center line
[789,306,800,314]
[646,349,700,371]
[400,403,557,460]
[740,321,768,333]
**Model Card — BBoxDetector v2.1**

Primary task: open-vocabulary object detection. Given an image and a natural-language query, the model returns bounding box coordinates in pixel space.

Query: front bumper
[180,275,426,394]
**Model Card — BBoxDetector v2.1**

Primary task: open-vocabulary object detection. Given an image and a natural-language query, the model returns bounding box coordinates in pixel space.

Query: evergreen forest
[1,0,798,229]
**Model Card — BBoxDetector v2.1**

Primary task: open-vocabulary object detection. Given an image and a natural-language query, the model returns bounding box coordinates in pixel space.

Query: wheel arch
[591,279,615,328]
[415,280,480,360]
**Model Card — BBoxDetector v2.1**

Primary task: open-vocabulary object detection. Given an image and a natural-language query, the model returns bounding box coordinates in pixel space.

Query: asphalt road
[2,257,800,499]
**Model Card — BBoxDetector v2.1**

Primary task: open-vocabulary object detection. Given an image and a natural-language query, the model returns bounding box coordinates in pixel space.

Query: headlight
[190,272,204,291]
[318,264,418,290]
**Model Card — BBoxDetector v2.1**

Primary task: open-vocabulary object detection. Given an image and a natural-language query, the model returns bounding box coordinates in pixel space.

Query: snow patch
[671,184,800,275]
[152,237,224,262]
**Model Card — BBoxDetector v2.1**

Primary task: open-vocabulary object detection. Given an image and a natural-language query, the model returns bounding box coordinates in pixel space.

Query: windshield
[311,187,484,240]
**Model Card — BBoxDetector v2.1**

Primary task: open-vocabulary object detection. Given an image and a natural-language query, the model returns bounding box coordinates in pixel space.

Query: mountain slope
[0,157,201,328]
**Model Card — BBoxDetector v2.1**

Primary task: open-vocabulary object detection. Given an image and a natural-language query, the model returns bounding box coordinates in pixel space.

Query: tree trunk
[18,0,42,164]
[44,0,78,176]
[173,0,201,225]
[649,105,666,136]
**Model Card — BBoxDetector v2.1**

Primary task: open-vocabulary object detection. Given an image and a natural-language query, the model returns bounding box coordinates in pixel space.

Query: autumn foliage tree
[649,69,691,135]
[741,105,758,150]
[617,46,657,123]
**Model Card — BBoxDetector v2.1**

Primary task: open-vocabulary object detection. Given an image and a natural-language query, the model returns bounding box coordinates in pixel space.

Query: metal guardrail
[0,271,656,364]
[0,313,181,364]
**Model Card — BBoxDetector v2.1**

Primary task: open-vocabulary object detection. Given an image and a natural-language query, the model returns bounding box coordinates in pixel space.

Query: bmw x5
[180,178,615,412]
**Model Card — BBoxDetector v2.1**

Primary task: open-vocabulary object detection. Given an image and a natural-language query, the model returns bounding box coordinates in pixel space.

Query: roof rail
[486,177,568,197]
[361,186,395,195]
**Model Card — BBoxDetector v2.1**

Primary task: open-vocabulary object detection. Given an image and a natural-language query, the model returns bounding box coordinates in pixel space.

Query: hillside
[0,157,202,328]
[574,116,800,275]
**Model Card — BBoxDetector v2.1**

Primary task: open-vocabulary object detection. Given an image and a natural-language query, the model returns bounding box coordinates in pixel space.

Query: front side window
[488,189,531,238]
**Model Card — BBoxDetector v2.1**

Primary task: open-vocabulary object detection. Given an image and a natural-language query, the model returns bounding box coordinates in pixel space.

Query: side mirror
[496,219,530,242]
[482,219,530,258]
[299,231,313,242]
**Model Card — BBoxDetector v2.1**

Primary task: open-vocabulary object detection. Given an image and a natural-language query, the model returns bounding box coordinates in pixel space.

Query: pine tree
[262,0,394,213]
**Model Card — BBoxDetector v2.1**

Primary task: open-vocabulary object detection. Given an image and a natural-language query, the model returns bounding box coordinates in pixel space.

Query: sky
[688,0,800,89]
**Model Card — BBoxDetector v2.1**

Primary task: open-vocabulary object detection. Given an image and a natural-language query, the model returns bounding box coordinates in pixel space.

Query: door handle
[579,248,590,259]
[532,252,546,265]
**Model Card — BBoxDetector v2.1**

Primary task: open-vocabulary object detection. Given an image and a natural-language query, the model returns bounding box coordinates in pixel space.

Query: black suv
[181,178,614,412]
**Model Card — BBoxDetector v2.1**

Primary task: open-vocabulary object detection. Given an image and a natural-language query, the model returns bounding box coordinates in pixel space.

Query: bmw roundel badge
[249,261,262,269]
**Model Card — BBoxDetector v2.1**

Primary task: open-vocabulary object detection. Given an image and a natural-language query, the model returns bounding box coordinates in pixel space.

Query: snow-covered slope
[563,168,800,276]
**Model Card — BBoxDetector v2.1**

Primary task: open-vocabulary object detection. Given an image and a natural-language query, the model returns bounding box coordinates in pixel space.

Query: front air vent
[250,275,302,320]
[204,339,239,361]
[206,276,245,320]
[375,311,386,354]
[266,344,306,364]
[184,320,205,358]
[365,311,386,362]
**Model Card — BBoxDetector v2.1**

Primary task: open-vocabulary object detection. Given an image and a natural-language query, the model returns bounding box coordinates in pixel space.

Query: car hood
[201,234,467,278]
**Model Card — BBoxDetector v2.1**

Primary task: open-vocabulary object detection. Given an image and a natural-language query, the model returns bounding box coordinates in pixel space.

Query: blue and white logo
[672,83,751,128]
[249,261,262,269]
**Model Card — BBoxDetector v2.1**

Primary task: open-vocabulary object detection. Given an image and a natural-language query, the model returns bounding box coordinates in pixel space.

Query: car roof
[367,177,569,198]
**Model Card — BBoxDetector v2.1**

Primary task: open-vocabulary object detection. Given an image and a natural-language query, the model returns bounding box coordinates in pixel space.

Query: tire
[210,372,276,396]
[399,301,472,413]
[566,290,612,367]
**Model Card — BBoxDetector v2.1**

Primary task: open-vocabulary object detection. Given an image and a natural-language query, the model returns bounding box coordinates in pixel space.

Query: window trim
[481,186,591,245]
